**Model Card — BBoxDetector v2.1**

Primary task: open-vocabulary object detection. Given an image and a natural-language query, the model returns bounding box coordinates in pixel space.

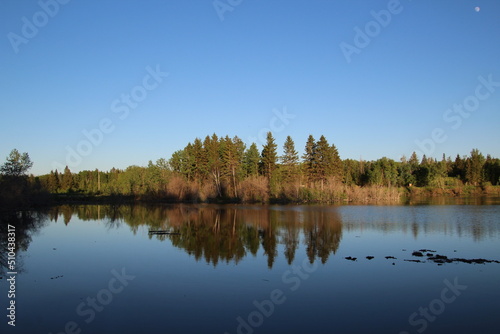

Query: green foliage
[1,149,33,177]
[281,135,299,181]
[366,157,399,187]
[484,155,500,185]
[466,148,485,186]
[61,166,73,192]
[244,143,260,176]
[4,137,499,208]
[260,132,278,179]
[302,134,316,183]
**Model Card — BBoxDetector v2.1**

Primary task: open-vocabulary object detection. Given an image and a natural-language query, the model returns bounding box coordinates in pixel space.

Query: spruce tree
[281,135,299,181]
[244,143,260,176]
[302,135,316,184]
[222,136,245,197]
[260,132,278,178]
[466,148,485,186]
[204,134,223,197]
[62,166,74,192]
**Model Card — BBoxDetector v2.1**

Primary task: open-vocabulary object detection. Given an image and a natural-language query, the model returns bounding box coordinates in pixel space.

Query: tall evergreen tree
[204,134,223,197]
[314,135,343,188]
[302,134,316,184]
[222,136,245,197]
[48,170,60,192]
[192,137,207,182]
[62,166,74,192]
[244,143,260,176]
[281,135,299,181]
[260,132,278,179]
[466,148,485,186]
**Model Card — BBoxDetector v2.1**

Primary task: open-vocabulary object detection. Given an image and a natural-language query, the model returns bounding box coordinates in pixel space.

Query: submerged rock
[452,258,499,264]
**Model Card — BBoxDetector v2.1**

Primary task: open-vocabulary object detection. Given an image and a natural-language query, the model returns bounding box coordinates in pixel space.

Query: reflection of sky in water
[1,204,499,334]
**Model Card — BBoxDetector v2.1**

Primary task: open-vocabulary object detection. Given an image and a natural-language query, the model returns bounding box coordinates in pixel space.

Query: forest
[1,132,499,207]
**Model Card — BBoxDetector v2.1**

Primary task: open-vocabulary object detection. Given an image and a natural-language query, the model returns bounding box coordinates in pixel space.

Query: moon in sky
[475,6,480,12]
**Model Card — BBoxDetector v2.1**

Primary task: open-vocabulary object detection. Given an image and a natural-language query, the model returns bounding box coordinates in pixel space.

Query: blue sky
[1,0,499,175]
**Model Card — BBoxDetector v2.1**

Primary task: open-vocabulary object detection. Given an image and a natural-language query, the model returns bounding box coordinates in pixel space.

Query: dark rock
[431,259,448,264]
[385,256,396,259]
[366,256,374,260]
[412,251,424,257]
[404,259,423,263]
[345,256,357,261]
[428,254,450,263]
[419,249,436,253]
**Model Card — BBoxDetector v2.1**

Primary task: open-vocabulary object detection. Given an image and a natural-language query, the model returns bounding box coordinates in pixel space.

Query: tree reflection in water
[8,204,343,269]
[0,210,49,275]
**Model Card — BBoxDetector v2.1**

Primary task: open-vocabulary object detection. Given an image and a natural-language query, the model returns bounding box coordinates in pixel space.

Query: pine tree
[169,150,186,175]
[281,135,299,181]
[62,166,74,192]
[302,135,316,184]
[192,138,207,182]
[244,143,260,176]
[314,135,342,188]
[328,142,343,181]
[260,132,278,179]
[183,142,196,181]
[48,170,60,193]
[204,134,223,197]
[466,148,485,186]
[222,136,245,197]
[409,151,419,172]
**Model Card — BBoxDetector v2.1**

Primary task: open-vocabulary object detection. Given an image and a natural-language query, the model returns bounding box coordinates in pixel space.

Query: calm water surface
[1,202,499,334]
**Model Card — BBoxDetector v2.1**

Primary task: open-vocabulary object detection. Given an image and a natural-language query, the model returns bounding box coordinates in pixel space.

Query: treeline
[1,134,500,206]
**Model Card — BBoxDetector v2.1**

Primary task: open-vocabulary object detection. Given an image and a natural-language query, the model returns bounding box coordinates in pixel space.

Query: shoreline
[1,184,499,211]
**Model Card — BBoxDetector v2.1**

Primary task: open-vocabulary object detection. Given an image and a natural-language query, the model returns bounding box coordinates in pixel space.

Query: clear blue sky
[1,0,499,175]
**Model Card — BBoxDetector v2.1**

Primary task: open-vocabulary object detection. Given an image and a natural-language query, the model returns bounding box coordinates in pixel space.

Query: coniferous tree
[169,150,187,175]
[222,136,245,197]
[302,135,316,184]
[192,137,207,182]
[314,135,331,188]
[484,155,500,185]
[183,143,196,181]
[260,132,278,179]
[314,135,343,188]
[204,134,223,197]
[48,170,60,192]
[62,166,73,192]
[328,141,343,182]
[466,149,485,186]
[244,143,260,176]
[281,135,299,181]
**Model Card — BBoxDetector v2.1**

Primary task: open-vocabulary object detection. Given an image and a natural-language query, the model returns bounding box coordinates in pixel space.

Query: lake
[1,201,499,334]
